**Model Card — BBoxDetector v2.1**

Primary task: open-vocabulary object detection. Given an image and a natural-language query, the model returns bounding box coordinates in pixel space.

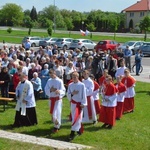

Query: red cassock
[115,82,126,119]
[99,83,118,126]
[98,75,106,86]
[13,73,20,90]
[93,81,101,114]
[121,76,136,113]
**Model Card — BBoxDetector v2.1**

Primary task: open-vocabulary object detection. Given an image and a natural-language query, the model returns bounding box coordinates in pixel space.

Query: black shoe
[68,131,75,142]
[136,74,140,76]
[77,131,82,136]
[107,125,113,129]
[101,123,108,128]
[130,110,134,113]
[93,120,97,125]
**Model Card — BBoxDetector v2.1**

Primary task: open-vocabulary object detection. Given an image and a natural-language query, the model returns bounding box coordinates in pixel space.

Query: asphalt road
[0,26,150,38]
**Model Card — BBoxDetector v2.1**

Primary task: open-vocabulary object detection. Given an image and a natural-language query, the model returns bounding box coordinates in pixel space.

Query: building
[123,0,150,29]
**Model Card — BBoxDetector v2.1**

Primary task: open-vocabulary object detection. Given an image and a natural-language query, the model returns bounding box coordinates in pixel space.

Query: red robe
[115,82,126,119]
[98,75,106,86]
[93,81,101,114]
[99,82,118,126]
[13,72,20,90]
[121,76,136,113]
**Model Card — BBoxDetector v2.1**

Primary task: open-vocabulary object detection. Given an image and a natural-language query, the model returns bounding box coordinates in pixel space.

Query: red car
[95,40,120,52]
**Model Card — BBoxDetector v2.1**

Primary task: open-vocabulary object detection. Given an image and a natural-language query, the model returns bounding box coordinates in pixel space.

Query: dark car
[140,42,150,56]
[39,37,58,48]
[95,40,120,53]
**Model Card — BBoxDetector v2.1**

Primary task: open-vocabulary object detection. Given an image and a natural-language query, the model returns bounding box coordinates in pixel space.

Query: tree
[86,22,96,31]
[139,16,150,41]
[47,26,52,36]
[23,16,34,35]
[7,27,12,34]
[64,17,74,30]
[42,5,66,29]
[0,3,24,26]
[24,9,31,16]
[30,6,38,21]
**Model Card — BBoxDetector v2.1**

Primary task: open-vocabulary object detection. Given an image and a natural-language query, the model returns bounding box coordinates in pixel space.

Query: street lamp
[82,21,84,30]
[54,0,56,33]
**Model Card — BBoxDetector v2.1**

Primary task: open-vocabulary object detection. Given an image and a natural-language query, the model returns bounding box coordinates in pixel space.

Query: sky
[0,0,139,13]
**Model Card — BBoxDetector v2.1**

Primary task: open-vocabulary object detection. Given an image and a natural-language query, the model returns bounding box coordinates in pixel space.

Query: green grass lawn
[0,29,150,44]
[0,81,150,150]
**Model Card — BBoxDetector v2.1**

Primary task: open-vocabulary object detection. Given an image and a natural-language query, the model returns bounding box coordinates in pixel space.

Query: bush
[7,27,12,34]
[47,26,52,36]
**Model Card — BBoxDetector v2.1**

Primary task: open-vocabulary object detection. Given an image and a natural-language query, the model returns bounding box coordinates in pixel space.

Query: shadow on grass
[0,124,14,130]
[20,127,69,142]
[136,91,150,95]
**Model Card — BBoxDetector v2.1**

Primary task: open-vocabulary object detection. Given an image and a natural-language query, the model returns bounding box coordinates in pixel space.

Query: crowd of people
[0,41,140,141]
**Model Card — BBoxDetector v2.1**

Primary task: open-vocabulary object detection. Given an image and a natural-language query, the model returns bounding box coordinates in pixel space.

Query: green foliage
[0,3,24,26]
[47,26,52,36]
[24,9,31,16]
[7,27,12,34]
[64,17,74,30]
[41,5,66,29]
[139,16,150,41]
[86,22,96,31]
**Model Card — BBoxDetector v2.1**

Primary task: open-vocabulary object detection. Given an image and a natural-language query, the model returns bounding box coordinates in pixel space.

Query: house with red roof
[123,0,150,29]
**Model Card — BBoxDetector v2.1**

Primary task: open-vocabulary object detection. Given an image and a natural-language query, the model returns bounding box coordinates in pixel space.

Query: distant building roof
[123,0,150,12]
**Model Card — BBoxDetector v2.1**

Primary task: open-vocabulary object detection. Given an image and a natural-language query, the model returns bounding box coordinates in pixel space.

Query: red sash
[50,97,59,114]
[71,99,84,133]
[87,96,92,119]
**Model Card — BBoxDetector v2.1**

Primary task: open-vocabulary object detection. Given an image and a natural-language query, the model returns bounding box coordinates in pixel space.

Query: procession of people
[0,43,137,141]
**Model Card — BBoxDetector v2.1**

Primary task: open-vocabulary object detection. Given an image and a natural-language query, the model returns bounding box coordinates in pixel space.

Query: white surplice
[45,77,66,129]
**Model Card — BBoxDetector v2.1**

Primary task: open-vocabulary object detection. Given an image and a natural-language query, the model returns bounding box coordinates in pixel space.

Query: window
[130,12,134,17]
[140,12,144,17]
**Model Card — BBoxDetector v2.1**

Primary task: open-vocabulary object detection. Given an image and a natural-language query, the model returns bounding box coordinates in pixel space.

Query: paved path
[0,130,91,150]
[131,66,150,83]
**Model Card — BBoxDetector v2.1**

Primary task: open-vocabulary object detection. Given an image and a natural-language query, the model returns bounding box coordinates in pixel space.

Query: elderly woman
[33,59,42,75]
[53,60,64,79]
[40,64,50,99]
[85,56,93,74]
[28,63,38,81]
[31,72,42,100]
[65,62,75,84]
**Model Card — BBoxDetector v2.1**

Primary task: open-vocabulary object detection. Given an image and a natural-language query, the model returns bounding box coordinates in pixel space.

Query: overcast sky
[0,0,138,12]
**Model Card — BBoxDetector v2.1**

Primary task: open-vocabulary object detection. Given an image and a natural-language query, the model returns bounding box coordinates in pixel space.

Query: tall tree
[30,6,38,21]
[139,16,150,41]
[23,16,34,35]
[0,3,24,26]
[24,9,31,16]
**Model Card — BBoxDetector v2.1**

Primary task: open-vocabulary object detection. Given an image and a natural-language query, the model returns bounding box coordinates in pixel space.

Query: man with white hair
[12,72,38,127]
[31,72,42,100]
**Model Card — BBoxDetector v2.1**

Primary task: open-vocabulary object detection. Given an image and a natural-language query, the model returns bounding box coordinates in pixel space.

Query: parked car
[118,41,144,54]
[55,38,73,50]
[22,36,42,47]
[95,40,120,53]
[139,42,150,56]
[39,37,58,48]
[69,39,96,51]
